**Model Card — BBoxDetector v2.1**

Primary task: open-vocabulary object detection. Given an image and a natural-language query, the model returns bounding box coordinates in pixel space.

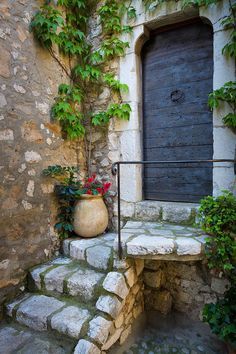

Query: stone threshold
[114,221,208,261]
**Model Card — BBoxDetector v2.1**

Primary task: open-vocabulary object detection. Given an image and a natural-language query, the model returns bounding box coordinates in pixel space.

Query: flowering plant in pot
[73,175,111,238]
[42,166,111,239]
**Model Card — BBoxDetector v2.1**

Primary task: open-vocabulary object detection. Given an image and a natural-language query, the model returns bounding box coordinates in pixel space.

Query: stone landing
[115,221,207,261]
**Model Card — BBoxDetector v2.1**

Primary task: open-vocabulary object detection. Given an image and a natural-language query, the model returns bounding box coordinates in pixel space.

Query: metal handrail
[112,159,236,258]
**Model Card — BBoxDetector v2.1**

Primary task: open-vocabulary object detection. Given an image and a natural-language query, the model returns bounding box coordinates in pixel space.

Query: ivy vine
[30,0,134,147]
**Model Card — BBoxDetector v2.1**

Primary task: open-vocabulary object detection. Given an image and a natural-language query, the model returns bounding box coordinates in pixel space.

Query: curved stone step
[63,233,116,271]
[6,294,91,341]
[29,258,105,302]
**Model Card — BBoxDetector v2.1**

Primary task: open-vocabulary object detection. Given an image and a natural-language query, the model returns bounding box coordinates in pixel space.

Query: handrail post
[117,163,122,259]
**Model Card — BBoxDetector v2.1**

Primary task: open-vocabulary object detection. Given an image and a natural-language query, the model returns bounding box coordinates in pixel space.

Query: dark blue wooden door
[142,21,213,202]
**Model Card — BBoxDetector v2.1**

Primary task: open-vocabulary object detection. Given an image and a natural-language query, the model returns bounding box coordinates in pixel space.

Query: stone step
[0,323,75,354]
[63,233,116,271]
[7,294,92,341]
[133,200,199,224]
[115,221,207,261]
[29,257,105,302]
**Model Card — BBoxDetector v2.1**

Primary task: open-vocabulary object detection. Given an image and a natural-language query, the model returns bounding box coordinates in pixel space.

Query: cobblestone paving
[124,323,226,354]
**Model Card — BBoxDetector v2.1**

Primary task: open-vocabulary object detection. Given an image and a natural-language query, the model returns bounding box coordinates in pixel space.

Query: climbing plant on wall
[144,0,236,129]
[30,0,134,164]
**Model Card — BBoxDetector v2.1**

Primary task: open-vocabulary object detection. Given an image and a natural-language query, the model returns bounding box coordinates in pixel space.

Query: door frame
[110,2,235,206]
[141,19,214,203]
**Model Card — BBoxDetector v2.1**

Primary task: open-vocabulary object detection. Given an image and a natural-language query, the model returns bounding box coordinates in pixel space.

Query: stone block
[30,264,53,290]
[0,47,10,78]
[86,245,112,270]
[6,294,31,317]
[127,235,175,256]
[162,202,195,224]
[101,328,123,351]
[135,259,144,276]
[16,295,65,331]
[135,201,161,221]
[70,239,102,260]
[114,313,124,328]
[144,260,162,270]
[74,339,100,354]
[103,272,129,299]
[67,269,104,300]
[143,270,165,288]
[63,239,72,256]
[176,238,202,256]
[51,306,90,339]
[0,93,7,108]
[124,267,137,288]
[133,304,143,319]
[96,295,122,319]
[44,265,75,293]
[88,316,113,345]
[152,290,172,315]
[120,325,132,344]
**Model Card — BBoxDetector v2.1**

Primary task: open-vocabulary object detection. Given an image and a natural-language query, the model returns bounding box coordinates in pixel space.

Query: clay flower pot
[73,194,109,238]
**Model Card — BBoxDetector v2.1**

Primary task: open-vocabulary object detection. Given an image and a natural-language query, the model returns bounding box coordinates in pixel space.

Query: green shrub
[199,191,236,273]
[203,285,236,348]
[199,191,236,346]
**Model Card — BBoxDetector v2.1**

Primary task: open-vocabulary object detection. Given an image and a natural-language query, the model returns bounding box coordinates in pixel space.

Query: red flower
[87,177,94,183]
[96,187,103,195]
[87,189,92,195]
[103,182,111,193]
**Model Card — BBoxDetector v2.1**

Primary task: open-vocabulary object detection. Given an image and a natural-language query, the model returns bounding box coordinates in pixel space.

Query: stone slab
[126,235,175,256]
[67,269,104,300]
[74,339,100,354]
[30,264,54,290]
[44,265,76,293]
[176,238,202,256]
[86,245,112,270]
[51,306,90,339]
[88,316,113,345]
[70,239,103,260]
[103,272,129,299]
[16,295,65,331]
[96,295,122,319]
[6,294,31,317]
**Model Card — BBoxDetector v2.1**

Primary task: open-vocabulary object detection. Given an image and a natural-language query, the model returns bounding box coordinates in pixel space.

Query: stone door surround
[111,1,235,205]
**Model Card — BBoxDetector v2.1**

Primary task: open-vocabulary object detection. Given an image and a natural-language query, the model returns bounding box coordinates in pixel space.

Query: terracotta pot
[73,194,108,238]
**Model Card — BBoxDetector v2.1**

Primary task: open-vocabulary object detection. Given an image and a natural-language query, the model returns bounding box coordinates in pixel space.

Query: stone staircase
[5,232,144,354]
[3,206,209,353]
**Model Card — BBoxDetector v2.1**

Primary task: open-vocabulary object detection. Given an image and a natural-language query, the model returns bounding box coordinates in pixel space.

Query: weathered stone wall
[0,0,85,312]
[143,260,229,320]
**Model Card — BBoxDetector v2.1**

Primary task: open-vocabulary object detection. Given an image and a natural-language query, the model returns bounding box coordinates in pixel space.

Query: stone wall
[143,260,229,320]
[0,0,85,312]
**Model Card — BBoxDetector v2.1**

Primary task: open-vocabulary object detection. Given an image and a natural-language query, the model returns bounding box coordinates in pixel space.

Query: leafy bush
[199,191,236,273]
[203,285,236,348]
[199,191,236,346]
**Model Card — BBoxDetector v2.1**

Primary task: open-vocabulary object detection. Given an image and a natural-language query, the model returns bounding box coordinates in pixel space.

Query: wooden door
[142,20,213,202]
